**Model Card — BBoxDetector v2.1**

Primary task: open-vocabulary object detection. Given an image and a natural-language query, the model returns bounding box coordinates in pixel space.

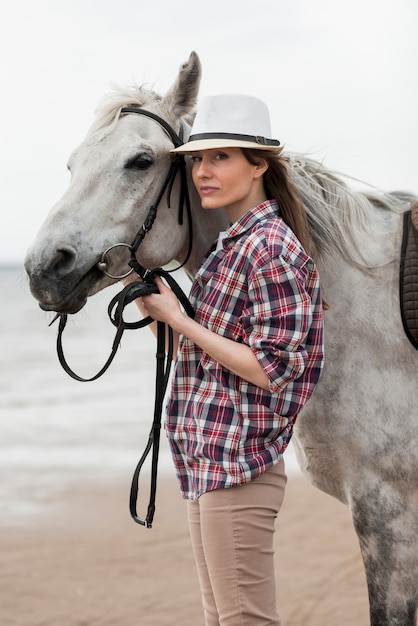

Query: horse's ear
[162,51,201,119]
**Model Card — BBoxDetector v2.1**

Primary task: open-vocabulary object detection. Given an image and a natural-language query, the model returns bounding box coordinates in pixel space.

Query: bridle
[51,107,195,527]
[97,106,194,280]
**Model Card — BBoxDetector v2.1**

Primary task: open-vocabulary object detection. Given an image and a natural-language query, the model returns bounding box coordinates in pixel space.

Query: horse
[24,52,418,625]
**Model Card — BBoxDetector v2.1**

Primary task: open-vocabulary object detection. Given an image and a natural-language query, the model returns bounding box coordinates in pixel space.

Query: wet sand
[0,471,369,625]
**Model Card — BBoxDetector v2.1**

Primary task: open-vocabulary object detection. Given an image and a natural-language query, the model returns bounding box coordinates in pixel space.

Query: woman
[139,94,324,626]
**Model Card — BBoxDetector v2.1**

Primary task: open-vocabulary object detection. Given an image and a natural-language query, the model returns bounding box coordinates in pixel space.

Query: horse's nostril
[47,246,77,277]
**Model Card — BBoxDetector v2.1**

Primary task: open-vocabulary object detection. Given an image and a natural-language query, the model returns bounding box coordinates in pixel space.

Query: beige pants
[186,459,287,626]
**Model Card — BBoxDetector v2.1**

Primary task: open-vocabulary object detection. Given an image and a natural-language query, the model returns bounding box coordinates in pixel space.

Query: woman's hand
[141,277,185,327]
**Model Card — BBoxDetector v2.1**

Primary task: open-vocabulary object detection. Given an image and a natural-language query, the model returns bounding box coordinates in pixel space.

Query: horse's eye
[126,153,154,170]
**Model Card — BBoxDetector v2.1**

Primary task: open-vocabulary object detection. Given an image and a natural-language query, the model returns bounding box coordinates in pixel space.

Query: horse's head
[24,52,202,314]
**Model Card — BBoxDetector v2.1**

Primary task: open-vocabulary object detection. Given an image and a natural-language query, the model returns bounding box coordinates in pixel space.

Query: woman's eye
[191,155,202,163]
[126,153,154,170]
[215,152,228,160]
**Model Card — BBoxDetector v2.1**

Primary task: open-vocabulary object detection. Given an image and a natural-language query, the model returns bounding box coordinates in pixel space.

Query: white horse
[24,52,418,625]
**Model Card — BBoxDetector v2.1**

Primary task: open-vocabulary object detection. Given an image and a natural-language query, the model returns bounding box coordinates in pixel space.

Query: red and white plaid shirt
[166,200,324,499]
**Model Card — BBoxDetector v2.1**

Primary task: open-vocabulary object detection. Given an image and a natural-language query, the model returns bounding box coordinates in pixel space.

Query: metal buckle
[97,243,134,279]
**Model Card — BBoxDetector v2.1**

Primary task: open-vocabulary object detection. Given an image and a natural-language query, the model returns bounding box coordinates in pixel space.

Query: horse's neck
[184,210,229,278]
[180,177,229,279]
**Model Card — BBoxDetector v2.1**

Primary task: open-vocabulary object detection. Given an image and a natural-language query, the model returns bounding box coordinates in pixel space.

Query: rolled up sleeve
[242,256,315,393]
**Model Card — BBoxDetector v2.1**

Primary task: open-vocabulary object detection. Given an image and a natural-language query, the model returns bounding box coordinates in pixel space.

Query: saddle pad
[400,202,418,350]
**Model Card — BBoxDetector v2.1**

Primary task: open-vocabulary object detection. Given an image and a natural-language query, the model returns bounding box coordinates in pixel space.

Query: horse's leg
[349,479,418,626]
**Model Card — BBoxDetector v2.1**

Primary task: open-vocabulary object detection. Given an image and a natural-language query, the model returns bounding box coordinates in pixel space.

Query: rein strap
[54,268,194,528]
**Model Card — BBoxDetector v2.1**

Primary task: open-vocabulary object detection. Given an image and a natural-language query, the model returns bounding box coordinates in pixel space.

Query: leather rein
[52,107,195,527]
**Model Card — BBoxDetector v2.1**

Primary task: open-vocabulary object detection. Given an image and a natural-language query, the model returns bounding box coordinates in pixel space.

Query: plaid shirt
[166,200,324,500]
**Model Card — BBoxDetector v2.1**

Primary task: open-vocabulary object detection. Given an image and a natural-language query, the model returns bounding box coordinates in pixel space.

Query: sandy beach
[0,471,370,626]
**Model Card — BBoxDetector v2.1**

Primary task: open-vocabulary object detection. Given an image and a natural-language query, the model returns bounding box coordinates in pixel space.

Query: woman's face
[190,148,268,222]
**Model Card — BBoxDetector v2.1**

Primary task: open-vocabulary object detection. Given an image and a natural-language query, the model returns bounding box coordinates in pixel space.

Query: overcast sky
[1,0,417,263]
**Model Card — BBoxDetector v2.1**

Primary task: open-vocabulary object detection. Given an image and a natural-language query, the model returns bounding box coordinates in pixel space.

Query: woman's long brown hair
[243,148,312,256]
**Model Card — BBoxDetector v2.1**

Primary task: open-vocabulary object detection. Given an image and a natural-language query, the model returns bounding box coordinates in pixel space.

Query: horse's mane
[85,82,197,149]
[287,154,415,267]
[84,84,163,141]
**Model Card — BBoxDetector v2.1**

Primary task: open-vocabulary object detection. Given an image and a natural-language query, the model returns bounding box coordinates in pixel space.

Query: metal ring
[97,243,135,279]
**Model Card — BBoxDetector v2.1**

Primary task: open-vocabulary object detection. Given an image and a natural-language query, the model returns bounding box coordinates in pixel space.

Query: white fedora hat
[171,94,282,154]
